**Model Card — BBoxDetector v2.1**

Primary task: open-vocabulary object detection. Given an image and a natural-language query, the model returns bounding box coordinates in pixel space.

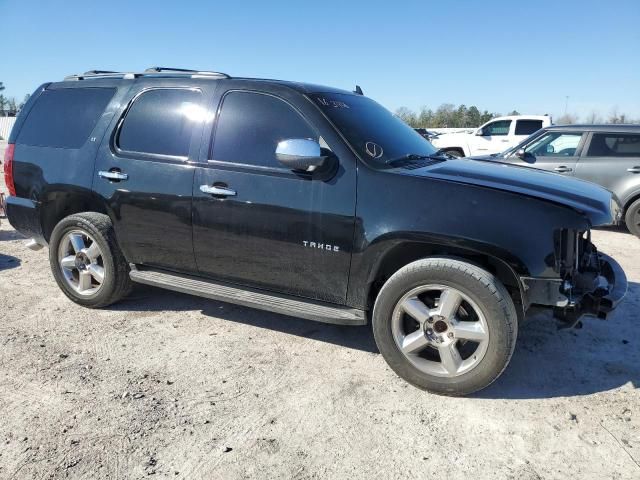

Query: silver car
[474,125,640,238]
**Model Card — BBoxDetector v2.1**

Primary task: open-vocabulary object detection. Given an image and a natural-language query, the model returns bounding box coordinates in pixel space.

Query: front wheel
[49,212,132,308]
[372,258,518,396]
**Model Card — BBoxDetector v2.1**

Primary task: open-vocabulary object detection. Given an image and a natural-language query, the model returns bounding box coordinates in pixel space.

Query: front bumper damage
[521,253,627,328]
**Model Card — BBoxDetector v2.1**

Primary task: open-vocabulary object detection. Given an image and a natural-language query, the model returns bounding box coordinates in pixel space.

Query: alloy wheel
[57,230,105,296]
[391,284,490,377]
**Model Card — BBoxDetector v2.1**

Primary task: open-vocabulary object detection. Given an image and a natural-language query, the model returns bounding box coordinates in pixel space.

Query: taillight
[3,143,16,196]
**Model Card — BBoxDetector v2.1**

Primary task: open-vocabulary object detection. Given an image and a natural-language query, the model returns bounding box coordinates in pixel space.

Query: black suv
[4,68,627,395]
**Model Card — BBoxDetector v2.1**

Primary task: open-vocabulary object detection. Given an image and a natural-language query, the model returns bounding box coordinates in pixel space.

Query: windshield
[499,129,548,157]
[311,93,438,166]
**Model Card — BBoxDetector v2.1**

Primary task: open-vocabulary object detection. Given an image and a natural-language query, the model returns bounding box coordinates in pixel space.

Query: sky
[1,0,639,120]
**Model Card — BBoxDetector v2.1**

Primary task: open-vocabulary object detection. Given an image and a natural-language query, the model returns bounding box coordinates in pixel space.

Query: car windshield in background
[311,93,438,166]
[499,129,547,157]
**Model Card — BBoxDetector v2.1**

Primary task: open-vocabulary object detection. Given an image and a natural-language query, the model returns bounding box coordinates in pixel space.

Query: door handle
[98,170,128,181]
[200,185,237,197]
[627,166,640,174]
[501,139,510,142]
[554,166,573,173]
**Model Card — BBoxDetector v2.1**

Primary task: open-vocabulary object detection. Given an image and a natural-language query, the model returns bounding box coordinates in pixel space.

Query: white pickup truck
[430,115,552,157]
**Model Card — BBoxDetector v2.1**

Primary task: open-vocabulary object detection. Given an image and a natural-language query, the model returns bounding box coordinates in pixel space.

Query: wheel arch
[40,189,109,242]
[364,240,526,322]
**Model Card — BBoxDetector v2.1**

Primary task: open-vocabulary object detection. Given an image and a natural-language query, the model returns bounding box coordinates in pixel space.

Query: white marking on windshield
[315,97,350,109]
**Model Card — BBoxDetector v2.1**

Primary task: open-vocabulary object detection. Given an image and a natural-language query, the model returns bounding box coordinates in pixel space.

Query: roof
[60,67,357,96]
[546,124,640,132]
[491,115,551,121]
[229,78,355,95]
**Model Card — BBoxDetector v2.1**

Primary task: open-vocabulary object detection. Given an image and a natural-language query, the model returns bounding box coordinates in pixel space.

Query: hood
[415,158,619,226]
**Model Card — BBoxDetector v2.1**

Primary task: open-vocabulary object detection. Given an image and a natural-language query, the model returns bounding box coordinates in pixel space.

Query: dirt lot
[1,141,639,479]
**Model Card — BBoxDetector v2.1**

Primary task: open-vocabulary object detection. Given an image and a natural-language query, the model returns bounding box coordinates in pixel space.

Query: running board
[129,266,367,326]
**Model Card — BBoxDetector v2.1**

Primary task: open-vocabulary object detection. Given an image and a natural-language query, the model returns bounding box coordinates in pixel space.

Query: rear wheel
[372,258,518,396]
[49,213,132,308]
[625,198,640,238]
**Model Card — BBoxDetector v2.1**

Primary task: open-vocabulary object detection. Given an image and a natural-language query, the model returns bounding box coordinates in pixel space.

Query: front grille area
[555,228,600,280]
[555,229,578,276]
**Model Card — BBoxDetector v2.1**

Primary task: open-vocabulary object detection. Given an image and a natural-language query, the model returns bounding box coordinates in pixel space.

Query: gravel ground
[1,141,639,479]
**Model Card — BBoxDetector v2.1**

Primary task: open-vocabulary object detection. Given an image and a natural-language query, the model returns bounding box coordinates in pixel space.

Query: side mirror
[516,148,526,159]
[475,128,485,136]
[275,139,327,172]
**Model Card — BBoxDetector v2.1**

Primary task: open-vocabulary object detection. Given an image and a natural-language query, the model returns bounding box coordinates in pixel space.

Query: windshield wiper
[433,149,461,159]
[386,153,447,165]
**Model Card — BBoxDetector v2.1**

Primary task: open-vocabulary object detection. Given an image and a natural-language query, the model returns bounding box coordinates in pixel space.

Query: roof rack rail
[64,71,139,81]
[64,67,231,82]
[145,67,196,73]
[83,70,121,75]
[145,66,231,78]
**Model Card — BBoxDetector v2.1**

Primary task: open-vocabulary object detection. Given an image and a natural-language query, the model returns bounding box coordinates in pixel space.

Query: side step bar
[129,266,367,326]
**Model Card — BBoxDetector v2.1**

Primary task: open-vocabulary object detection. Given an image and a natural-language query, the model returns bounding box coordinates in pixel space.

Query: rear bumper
[522,253,627,324]
[6,196,46,244]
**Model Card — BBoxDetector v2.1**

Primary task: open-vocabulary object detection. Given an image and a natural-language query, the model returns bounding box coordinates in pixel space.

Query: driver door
[505,131,586,175]
[471,119,513,155]
[191,87,357,304]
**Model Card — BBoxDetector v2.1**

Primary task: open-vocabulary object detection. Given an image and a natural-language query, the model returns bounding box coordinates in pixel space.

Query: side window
[211,91,318,168]
[515,120,543,136]
[525,132,582,157]
[117,88,203,157]
[16,87,115,149]
[587,133,640,157]
[481,120,511,136]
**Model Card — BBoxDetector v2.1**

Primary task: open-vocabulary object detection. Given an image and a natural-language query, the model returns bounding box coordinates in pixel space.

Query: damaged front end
[521,229,628,328]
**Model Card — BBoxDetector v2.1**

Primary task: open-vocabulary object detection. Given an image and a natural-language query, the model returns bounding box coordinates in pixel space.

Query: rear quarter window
[16,87,115,148]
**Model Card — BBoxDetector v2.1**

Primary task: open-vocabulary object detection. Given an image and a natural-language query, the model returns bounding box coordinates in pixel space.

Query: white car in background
[430,115,552,157]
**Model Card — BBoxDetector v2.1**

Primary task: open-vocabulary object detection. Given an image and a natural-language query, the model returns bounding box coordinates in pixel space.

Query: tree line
[396,103,639,128]
[0,82,30,117]
[395,104,504,128]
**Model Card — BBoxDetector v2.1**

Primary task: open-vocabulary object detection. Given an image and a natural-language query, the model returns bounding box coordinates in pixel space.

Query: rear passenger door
[191,85,357,304]
[93,81,213,273]
[575,132,640,201]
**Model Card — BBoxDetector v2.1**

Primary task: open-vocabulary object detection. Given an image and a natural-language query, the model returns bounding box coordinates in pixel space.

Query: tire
[372,258,518,396]
[48,212,132,308]
[443,149,463,158]
[625,198,640,238]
